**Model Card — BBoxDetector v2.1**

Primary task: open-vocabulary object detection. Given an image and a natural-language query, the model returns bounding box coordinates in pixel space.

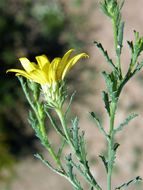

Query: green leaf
[65,154,83,190]
[133,60,143,74]
[102,71,117,101]
[34,153,61,174]
[100,1,111,18]
[79,131,87,163]
[90,112,109,139]
[66,154,74,180]
[109,143,118,169]
[117,21,124,55]
[57,139,66,159]
[72,117,80,153]
[115,113,138,133]
[45,109,66,139]
[28,111,43,139]
[94,41,117,71]
[119,0,125,10]
[65,91,76,119]
[115,176,142,190]
[102,71,113,93]
[113,142,120,152]
[127,41,134,52]
[102,91,110,115]
[99,155,108,172]
[28,111,37,129]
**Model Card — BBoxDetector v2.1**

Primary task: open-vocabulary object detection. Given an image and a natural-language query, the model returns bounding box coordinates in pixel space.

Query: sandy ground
[3,0,143,190]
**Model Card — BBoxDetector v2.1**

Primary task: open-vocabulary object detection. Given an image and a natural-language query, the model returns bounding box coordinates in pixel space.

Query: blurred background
[1,0,143,189]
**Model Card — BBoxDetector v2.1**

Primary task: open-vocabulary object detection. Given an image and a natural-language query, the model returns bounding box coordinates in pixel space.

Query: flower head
[7,49,88,109]
[7,49,88,85]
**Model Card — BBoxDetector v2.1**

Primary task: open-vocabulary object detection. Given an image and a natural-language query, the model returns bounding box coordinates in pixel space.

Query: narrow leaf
[119,0,125,10]
[115,176,142,190]
[115,113,138,133]
[34,153,63,174]
[94,41,117,71]
[133,60,143,74]
[102,91,110,115]
[65,91,76,119]
[102,71,113,95]
[90,112,109,139]
[99,155,108,172]
[57,139,66,159]
[127,41,133,52]
[117,21,124,55]
[45,109,66,139]
[79,131,87,163]
[72,117,80,153]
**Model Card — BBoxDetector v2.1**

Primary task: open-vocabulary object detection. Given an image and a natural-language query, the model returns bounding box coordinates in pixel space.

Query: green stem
[112,19,122,79]
[56,108,102,190]
[112,19,118,52]
[107,102,117,190]
[20,79,64,171]
[43,137,64,170]
[35,107,64,171]
[56,108,74,148]
[106,19,123,190]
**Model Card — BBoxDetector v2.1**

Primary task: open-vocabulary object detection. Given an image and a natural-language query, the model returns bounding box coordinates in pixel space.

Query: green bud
[41,81,67,109]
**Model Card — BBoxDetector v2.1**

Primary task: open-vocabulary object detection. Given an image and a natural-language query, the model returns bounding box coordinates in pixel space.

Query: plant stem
[56,108,74,148]
[35,108,65,171]
[20,79,64,171]
[56,108,102,190]
[107,101,117,190]
[112,19,118,52]
[112,19,122,78]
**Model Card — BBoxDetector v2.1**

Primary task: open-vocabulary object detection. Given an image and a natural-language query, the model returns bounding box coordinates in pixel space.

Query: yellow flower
[7,49,88,85]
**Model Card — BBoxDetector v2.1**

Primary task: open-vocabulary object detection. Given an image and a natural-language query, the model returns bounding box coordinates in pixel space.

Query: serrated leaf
[102,91,110,115]
[99,155,108,172]
[79,131,87,163]
[100,1,111,18]
[115,113,138,133]
[66,154,74,180]
[127,41,134,52]
[90,112,108,139]
[102,71,113,93]
[94,41,117,71]
[113,143,120,152]
[109,147,116,169]
[28,110,37,128]
[115,176,142,190]
[102,71,117,100]
[72,117,80,153]
[134,60,143,74]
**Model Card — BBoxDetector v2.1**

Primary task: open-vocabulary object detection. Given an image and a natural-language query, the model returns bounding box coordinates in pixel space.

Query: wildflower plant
[7,0,143,190]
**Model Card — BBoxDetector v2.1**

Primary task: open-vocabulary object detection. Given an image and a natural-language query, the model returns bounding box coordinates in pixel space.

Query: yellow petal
[35,55,50,70]
[19,58,37,73]
[60,49,74,66]
[29,70,50,84]
[57,49,74,79]
[15,73,32,80]
[51,58,61,70]
[7,69,32,79]
[50,58,61,82]
[62,53,89,79]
